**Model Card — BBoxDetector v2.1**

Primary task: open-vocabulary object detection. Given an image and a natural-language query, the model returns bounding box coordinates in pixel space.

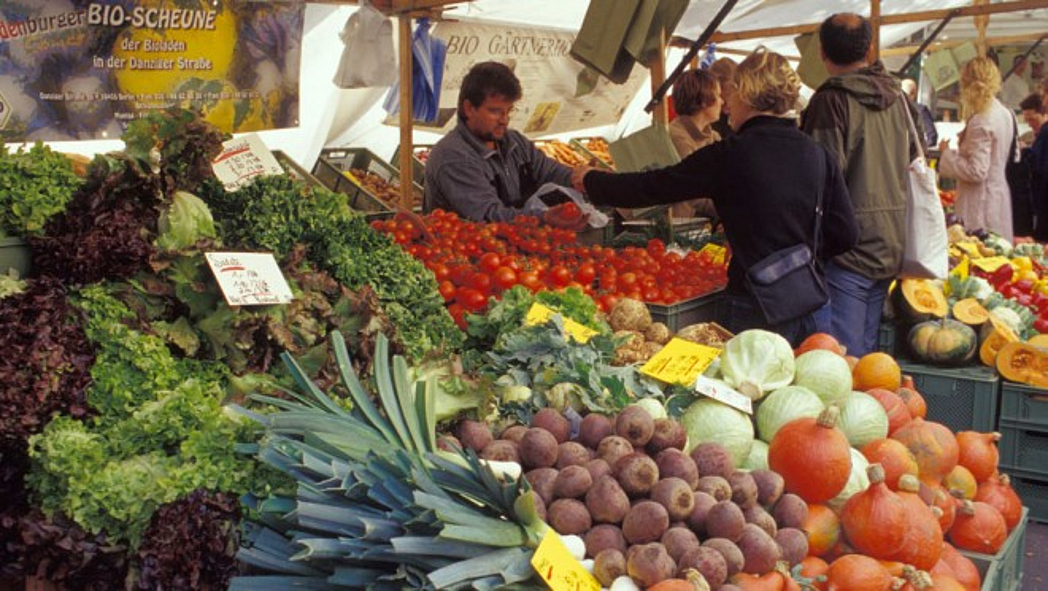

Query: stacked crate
[997,382,1048,522]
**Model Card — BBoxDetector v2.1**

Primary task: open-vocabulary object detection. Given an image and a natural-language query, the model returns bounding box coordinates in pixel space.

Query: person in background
[1000,55,1031,111]
[938,57,1016,242]
[668,69,723,219]
[571,49,858,346]
[800,12,916,357]
[901,78,938,146]
[424,61,580,225]
[1020,93,1048,240]
[708,57,738,139]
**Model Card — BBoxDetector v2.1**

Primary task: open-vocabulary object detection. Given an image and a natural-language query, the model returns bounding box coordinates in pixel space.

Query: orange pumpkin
[865,388,912,435]
[804,504,841,558]
[648,570,710,591]
[892,475,944,570]
[840,465,908,559]
[798,557,830,591]
[796,333,846,356]
[943,465,978,500]
[974,473,1023,532]
[926,484,958,533]
[853,352,902,392]
[891,417,959,485]
[825,554,893,591]
[861,438,919,490]
[939,542,981,591]
[897,565,934,591]
[955,431,1000,483]
[948,500,1007,554]
[898,376,928,419]
[769,407,853,503]
[730,568,792,591]
[930,574,968,591]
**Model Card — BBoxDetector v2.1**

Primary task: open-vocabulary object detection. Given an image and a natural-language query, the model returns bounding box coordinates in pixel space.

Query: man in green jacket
[801,13,918,356]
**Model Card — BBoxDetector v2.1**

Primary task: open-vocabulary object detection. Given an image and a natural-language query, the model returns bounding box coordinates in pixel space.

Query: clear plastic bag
[333,2,396,89]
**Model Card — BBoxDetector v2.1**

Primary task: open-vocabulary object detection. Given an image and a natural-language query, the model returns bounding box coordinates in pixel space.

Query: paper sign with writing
[640,338,721,386]
[205,252,293,306]
[970,256,1011,273]
[524,303,598,343]
[954,242,982,258]
[951,256,970,280]
[531,530,600,591]
[694,375,753,415]
[212,134,284,191]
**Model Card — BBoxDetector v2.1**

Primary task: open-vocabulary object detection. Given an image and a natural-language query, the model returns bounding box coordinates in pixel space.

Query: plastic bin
[272,150,324,187]
[312,148,423,213]
[646,289,726,332]
[575,223,617,246]
[877,321,900,357]
[533,139,589,167]
[569,136,615,169]
[998,420,1048,478]
[390,143,434,189]
[1000,381,1048,428]
[998,468,1048,523]
[958,507,1029,591]
[897,362,999,433]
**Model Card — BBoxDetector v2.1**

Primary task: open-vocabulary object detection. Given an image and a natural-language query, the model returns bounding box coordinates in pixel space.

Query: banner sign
[0,1,303,142]
[404,21,648,138]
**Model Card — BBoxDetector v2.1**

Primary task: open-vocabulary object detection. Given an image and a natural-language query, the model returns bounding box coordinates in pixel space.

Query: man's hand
[571,165,595,193]
[542,201,590,231]
[938,139,951,153]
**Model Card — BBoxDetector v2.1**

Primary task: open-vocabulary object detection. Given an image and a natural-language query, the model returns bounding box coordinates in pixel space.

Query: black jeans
[724,293,817,348]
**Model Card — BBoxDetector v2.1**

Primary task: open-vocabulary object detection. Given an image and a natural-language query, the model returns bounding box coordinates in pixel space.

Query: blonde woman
[571,50,858,346]
[938,56,1016,240]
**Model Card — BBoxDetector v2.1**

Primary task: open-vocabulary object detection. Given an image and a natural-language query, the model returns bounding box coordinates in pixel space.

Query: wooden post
[398,15,414,209]
[651,28,669,126]
[974,0,989,56]
[870,0,881,60]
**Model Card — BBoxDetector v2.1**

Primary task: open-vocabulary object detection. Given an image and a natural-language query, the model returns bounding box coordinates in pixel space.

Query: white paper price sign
[205,252,293,306]
[211,134,283,191]
[693,375,753,415]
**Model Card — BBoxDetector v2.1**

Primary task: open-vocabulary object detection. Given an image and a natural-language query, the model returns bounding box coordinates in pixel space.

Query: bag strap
[812,147,825,258]
[1009,113,1020,163]
[898,92,926,161]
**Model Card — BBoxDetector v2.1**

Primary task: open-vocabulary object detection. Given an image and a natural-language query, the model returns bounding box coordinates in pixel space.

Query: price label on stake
[970,256,1011,273]
[531,530,600,591]
[211,134,284,192]
[205,252,294,306]
[524,303,598,343]
[694,375,753,414]
[640,338,722,386]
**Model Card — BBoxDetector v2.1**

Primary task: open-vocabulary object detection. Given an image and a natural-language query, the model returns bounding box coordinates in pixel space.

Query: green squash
[907,318,977,366]
[893,279,950,325]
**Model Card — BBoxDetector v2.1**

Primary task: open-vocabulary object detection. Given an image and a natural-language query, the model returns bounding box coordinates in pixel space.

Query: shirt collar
[738,114,798,134]
[454,119,515,161]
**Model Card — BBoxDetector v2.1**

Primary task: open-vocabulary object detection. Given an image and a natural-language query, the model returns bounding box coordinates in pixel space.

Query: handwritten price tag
[531,530,600,591]
[954,242,982,258]
[694,375,753,414]
[211,134,284,192]
[205,252,293,306]
[970,256,1011,273]
[524,303,597,343]
[640,338,721,386]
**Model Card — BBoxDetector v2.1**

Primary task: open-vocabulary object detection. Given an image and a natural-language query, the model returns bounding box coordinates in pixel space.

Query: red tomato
[447,303,468,330]
[438,280,456,302]
[469,272,493,294]
[455,287,488,312]
[575,263,597,285]
[430,262,451,282]
[479,252,502,273]
[493,266,518,291]
[619,272,637,288]
[549,265,572,287]
[519,271,542,292]
[600,293,620,312]
[450,265,473,286]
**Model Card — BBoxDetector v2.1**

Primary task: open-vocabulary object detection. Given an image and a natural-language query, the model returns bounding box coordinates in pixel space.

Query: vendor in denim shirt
[424,61,574,222]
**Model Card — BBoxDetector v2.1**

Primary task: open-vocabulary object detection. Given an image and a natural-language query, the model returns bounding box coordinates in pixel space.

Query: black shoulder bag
[744,155,829,325]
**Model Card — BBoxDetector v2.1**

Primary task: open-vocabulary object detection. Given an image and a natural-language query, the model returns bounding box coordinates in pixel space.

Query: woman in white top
[938,56,1016,241]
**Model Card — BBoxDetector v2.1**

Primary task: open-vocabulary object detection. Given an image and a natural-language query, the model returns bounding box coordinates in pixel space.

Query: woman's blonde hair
[959,56,1001,117]
[734,48,801,115]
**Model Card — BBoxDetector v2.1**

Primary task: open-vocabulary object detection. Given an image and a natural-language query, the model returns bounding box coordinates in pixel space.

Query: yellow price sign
[699,243,727,259]
[524,303,598,343]
[951,256,970,280]
[640,338,722,386]
[970,256,1011,273]
[341,170,363,187]
[531,530,600,591]
[955,242,982,258]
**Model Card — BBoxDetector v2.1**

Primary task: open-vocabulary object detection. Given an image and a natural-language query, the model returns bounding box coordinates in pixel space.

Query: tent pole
[1002,34,1047,81]
[974,0,989,56]
[651,28,668,126]
[398,15,414,209]
[892,11,959,77]
[870,0,881,59]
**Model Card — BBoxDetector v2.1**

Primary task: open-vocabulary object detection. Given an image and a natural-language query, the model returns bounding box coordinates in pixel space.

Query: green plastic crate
[390,143,434,189]
[877,321,899,357]
[1000,381,1048,429]
[959,507,1028,591]
[998,468,1048,523]
[312,148,423,214]
[646,289,726,332]
[272,151,323,187]
[998,420,1048,478]
[898,362,999,433]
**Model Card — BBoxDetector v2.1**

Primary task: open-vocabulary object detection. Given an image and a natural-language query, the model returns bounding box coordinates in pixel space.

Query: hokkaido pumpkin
[865,388,912,435]
[891,417,959,485]
[974,473,1023,532]
[977,323,1019,367]
[907,319,977,366]
[768,406,852,503]
[995,341,1048,387]
[861,438,919,490]
[897,376,927,419]
[943,465,978,500]
[853,352,902,392]
[926,484,958,533]
[894,279,950,324]
[730,564,796,591]
[840,464,908,559]
[797,557,829,591]
[796,332,846,357]
[893,475,944,570]
[804,504,841,558]
[955,431,1000,483]
[930,574,968,591]
[948,500,1007,554]
[648,570,711,591]
[952,298,990,326]
[897,566,934,591]
[939,542,982,591]
[825,554,893,591]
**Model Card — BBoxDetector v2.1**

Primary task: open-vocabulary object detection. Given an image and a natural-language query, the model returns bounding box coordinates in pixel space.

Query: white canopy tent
[33,0,1048,170]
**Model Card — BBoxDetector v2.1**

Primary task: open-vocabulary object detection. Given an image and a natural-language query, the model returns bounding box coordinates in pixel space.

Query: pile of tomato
[371,209,728,327]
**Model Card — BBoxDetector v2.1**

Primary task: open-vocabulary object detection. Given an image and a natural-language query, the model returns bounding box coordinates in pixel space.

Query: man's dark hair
[458,61,522,115]
[819,13,872,66]
[1020,93,1045,114]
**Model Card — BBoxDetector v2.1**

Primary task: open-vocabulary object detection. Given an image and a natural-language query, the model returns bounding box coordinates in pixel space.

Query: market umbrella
[383,18,447,122]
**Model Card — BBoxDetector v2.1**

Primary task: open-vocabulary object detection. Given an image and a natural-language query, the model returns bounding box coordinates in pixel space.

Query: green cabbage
[681,395,754,465]
[720,330,795,401]
[755,385,825,443]
[155,191,218,251]
[793,349,853,407]
[828,447,870,512]
[837,391,889,448]
[741,439,769,471]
